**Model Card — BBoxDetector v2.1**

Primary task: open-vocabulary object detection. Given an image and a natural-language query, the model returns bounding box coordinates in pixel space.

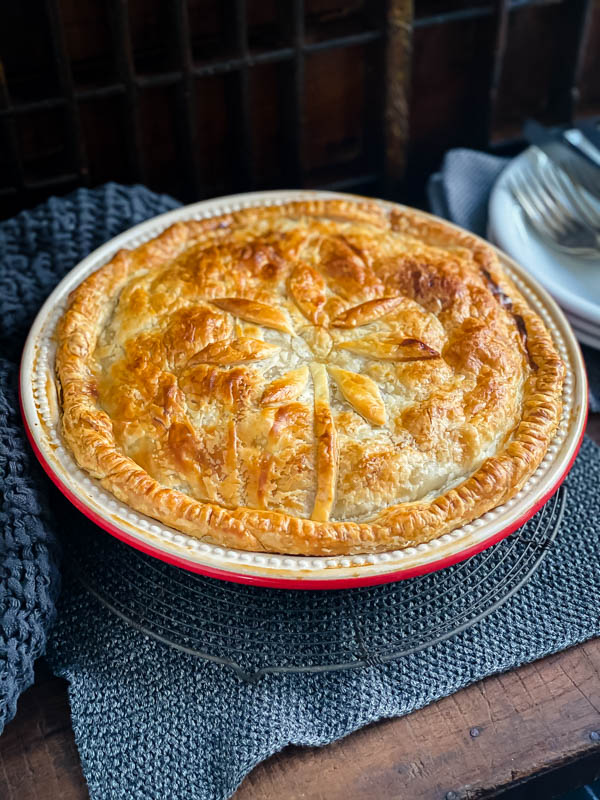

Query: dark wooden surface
[1,417,599,800]
[2,1,600,218]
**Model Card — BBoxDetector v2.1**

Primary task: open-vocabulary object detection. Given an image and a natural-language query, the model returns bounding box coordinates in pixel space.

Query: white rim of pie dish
[20,190,588,588]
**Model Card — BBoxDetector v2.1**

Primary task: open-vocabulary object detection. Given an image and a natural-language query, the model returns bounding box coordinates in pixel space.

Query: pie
[56,199,565,555]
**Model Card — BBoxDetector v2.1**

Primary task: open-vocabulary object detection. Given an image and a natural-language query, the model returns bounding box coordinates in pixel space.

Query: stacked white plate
[489,147,600,350]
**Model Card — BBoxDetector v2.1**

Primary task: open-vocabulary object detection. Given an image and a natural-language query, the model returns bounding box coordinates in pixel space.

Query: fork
[508,150,600,258]
[533,148,600,233]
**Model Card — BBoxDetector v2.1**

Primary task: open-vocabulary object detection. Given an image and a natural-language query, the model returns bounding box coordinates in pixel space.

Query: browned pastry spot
[481,267,538,370]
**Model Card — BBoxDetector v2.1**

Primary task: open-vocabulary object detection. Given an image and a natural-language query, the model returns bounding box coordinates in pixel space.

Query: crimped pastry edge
[55,199,565,555]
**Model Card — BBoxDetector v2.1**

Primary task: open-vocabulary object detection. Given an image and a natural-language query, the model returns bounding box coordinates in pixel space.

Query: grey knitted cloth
[0,185,178,734]
[0,360,60,731]
[48,437,600,800]
[2,184,599,800]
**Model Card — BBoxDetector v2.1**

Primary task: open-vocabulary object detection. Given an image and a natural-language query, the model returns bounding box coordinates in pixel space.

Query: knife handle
[564,129,600,169]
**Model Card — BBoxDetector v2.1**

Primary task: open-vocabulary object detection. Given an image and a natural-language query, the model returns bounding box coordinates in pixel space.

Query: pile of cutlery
[508,121,600,259]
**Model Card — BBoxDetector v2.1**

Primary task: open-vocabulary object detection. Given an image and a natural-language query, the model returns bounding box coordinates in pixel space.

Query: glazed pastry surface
[56,200,565,554]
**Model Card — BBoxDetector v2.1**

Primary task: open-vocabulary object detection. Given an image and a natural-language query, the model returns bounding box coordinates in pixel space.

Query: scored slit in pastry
[55,199,565,555]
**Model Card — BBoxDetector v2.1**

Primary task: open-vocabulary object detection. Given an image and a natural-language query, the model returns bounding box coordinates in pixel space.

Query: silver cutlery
[563,128,600,170]
[523,119,600,201]
[508,149,600,259]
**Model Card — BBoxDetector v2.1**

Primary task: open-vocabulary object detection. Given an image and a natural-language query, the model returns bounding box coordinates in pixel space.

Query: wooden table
[2,419,599,800]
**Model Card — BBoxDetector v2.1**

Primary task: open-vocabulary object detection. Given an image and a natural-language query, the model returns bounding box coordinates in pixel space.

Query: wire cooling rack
[64,487,566,682]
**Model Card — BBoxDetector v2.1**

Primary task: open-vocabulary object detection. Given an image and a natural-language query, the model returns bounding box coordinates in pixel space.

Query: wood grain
[233,639,600,800]
[1,420,599,800]
[0,662,86,800]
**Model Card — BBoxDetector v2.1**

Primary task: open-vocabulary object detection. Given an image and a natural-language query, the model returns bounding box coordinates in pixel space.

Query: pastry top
[56,198,565,555]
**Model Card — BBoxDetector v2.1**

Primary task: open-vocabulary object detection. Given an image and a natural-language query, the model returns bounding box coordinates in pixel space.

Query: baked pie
[56,199,565,555]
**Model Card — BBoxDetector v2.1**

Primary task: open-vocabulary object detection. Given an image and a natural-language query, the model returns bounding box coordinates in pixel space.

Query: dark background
[0,3,599,798]
[1,0,599,218]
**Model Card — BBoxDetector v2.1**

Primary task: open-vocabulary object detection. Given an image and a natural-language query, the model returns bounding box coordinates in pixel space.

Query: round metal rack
[64,486,566,682]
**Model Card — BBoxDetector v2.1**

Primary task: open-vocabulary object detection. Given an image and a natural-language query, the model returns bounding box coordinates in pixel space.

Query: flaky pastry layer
[56,200,565,554]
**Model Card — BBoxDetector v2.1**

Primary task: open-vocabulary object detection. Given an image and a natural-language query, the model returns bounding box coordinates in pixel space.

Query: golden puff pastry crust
[55,199,565,555]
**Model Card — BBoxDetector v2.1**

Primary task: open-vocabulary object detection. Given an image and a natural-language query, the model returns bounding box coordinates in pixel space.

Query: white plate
[563,309,600,337]
[564,310,600,337]
[566,321,600,350]
[489,148,600,327]
[20,191,587,588]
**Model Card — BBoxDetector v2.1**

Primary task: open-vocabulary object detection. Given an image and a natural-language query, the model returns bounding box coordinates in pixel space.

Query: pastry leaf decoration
[205,245,440,520]
[211,298,294,334]
[331,296,404,328]
[188,338,280,366]
[327,365,386,426]
[338,335,440,362]
[261,366,309,406]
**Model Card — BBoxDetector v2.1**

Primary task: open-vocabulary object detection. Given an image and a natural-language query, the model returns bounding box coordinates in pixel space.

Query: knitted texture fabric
[2,184,600,800]
[0,184,179,734]
[48,436,600,800]
[0,360,59,732]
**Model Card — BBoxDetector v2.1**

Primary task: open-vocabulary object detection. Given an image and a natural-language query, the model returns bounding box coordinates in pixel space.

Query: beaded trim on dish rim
[26,191,578,576]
